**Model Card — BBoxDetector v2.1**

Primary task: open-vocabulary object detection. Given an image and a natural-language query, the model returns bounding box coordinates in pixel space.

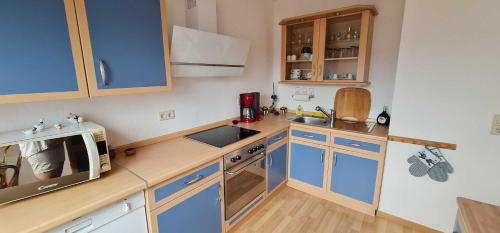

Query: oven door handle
[225,153,265,176]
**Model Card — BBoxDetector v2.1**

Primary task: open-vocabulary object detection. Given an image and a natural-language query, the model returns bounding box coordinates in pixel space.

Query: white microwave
[0,122,111,205]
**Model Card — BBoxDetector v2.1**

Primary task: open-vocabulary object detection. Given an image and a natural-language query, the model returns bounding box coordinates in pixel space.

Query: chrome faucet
[315,106,335,120]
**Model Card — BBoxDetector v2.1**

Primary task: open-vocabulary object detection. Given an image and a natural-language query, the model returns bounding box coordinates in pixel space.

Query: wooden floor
[230,187,425,233]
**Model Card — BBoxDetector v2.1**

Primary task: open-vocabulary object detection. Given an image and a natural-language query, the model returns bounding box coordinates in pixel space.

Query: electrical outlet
[159,110,175,121]
[491,114,500,135]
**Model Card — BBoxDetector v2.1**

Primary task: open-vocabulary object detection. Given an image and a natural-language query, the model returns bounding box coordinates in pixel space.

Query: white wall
[271,0,405,118]
[0,0,274,148]
[379,0,500,232]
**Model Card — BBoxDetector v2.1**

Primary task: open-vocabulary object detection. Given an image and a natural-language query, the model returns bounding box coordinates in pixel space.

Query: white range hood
[170,26,250,77]
[169,0,250,77]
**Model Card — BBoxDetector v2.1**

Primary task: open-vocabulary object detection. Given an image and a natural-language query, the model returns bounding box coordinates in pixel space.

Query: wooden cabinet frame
[280,5,377,86]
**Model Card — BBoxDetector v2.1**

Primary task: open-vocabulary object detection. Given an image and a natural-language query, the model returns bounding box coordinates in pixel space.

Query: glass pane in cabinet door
[323,14,361,81]
[285,22,314,81]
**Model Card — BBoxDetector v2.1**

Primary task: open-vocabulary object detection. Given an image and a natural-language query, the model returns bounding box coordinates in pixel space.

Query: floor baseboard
[377,211,443,233]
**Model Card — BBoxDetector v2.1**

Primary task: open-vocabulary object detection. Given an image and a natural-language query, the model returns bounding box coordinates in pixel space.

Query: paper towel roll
[292,94,311,101]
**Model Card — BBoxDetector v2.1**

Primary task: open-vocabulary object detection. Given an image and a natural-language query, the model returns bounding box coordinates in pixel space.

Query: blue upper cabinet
[75,0,172,96]
[268,143,287,193]
[0,0,88,104]
[289,142,326,188]
[154,180,223,233]
[330,150,378,204]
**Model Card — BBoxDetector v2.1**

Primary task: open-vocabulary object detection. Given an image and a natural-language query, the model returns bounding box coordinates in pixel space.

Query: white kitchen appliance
[0,122,111,205]
[48,191,147,233]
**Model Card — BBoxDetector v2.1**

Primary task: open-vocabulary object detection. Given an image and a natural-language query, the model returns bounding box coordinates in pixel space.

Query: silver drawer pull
[302,134,315,138]
[350,143,362,147]
[274,136,283,141]
[99,59,107,85]
[184,175,204,185]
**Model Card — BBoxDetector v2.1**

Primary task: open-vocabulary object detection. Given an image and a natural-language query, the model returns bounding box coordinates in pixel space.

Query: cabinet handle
[269,154,273,168]
[350,143,362,147]
[320,152,324,164]
[184,174,204,186]
[99,59,107,86]
[275,136,283,141]
[333,153,337,166]
[302,134,315,138]
[217,188,222,203]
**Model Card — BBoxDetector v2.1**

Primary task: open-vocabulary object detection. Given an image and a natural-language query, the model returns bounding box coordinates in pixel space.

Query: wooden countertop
[457,197,500,233]
[0,114,388,233]
[114,114,387,188]
[0,165,146,233]
[114,115,291,187]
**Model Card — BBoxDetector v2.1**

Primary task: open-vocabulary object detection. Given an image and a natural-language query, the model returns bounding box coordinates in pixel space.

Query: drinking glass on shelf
[297,33,303,45]
[335,32,343,41]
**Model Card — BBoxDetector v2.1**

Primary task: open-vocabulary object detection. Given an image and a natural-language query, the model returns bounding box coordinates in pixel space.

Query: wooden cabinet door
[75,0,171,96]
[152,179,223,233]
[330,150,378,204]
[0,0,88,104]
[289,142,327,188]
[267,142,287,193]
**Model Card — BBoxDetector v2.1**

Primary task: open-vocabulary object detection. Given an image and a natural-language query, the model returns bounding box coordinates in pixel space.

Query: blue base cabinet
[289,141,327,188]
[330,149,378,204]
[267,142,288,193]
[152,179,223,233]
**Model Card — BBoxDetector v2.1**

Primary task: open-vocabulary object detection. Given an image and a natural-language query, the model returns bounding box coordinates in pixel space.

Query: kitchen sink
[289,116,331,127]
[288,116,376,133]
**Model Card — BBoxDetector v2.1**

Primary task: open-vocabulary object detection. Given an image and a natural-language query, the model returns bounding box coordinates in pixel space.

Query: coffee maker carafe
[240,92,260,123]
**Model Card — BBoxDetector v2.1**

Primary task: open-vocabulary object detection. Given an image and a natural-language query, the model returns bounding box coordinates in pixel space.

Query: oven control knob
[236,155,242,160]
[247,149,253,154]
[251,148,258,153]
[258,144,265,149]
[230,157,237,163]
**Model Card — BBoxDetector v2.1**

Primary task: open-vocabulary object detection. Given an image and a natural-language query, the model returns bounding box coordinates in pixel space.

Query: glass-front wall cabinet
[283,20,319,82]
[280,6,376,85]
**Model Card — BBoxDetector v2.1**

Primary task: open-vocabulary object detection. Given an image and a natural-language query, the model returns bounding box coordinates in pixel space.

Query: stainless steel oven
[223,138,266,220]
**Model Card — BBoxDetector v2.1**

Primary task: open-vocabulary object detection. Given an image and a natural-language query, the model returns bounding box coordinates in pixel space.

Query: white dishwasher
[48,191,148,233]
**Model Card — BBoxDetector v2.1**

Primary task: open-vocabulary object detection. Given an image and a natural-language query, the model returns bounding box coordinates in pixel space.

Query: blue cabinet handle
[320,152,324,164]
[184,174,204,186]
[333,154,337,166]
[99,59,107,85]
[269,154,273,168]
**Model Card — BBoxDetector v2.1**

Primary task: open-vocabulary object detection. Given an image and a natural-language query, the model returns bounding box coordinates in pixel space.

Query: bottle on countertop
[377,106,391,126]
[296,105,304,116]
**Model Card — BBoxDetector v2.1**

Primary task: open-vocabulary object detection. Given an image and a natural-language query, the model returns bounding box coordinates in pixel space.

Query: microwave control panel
[93,130,111,172]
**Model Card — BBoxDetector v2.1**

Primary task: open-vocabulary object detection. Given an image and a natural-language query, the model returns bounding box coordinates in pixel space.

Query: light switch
[491,114,500,136]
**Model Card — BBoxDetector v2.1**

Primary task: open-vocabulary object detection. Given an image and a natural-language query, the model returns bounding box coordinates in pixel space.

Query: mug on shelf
[290,69,301,80]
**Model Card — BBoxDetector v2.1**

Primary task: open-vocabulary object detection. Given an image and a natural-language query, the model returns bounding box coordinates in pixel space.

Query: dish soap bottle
[296,105,304,116]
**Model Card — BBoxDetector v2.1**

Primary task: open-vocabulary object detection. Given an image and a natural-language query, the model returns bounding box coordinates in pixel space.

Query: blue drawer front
[267,130,288,146]
[157,182,222,233]
[291,130,327,143]
[85,0,167,89]
[290,143,325,188]
[0,0,79,94]
[154,162,219,202]
[330,152,378,204]
[334,137,380,153]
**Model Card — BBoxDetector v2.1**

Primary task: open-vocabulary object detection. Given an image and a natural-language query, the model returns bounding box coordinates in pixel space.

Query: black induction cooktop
[185,125,261,148]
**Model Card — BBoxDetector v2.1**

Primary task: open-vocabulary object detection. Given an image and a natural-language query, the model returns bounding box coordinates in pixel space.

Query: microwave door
[82,133,100,180]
